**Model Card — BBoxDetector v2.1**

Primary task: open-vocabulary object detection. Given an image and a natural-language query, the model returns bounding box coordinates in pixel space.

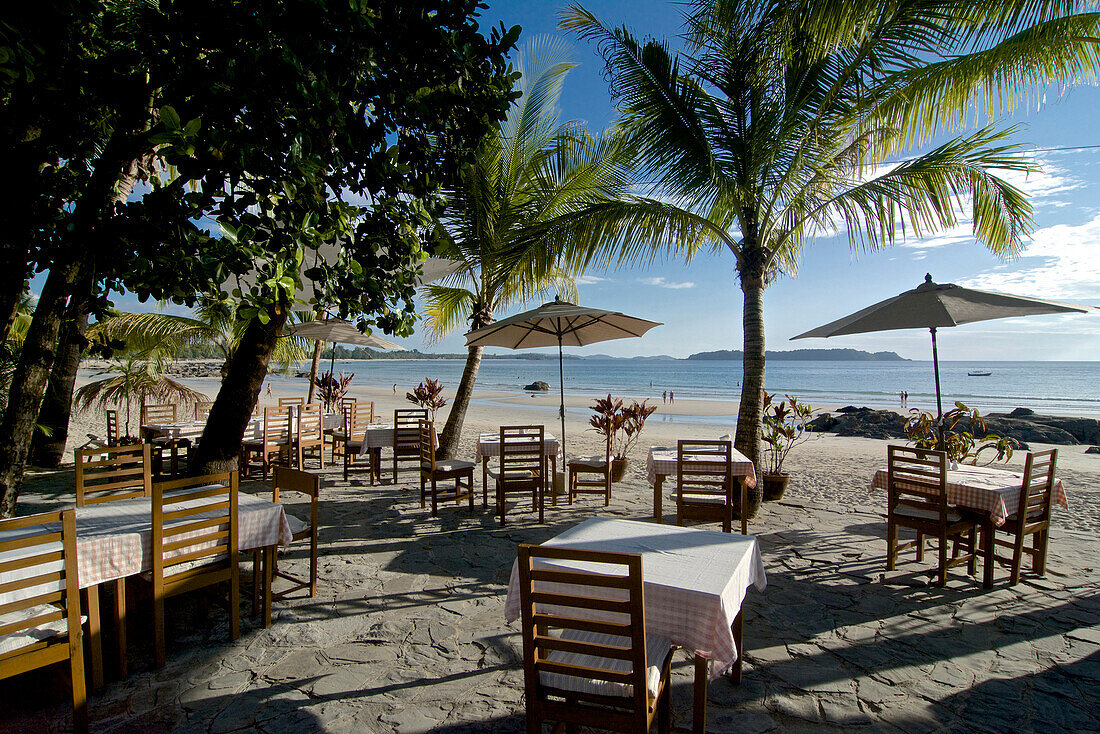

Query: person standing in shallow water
[662,390,667,404]
[669,391,674,403]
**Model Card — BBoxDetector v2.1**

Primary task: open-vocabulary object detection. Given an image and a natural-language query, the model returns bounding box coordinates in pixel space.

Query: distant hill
[687,348,907,361]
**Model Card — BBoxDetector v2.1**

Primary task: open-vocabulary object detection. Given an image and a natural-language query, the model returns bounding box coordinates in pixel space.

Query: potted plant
[587,395,658,482]
[760,392,814,502]
[904,401,1017,466]
[406,378,448,423]
[313,370,353,413]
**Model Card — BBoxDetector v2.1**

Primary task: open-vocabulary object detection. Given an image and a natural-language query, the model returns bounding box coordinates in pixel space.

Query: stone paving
[4,459,1099,733]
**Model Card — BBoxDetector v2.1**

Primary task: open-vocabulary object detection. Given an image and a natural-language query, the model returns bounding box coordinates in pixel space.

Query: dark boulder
[523,381,550,392]
[1086,446,1100,455]
[836,405,862,413]
[1009,407,1035,417]
[833,408,908,439]
[806,413,838,432]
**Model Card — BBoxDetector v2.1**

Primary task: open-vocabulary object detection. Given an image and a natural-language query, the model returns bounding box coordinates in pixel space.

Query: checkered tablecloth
[504,517,766,680]
[0,492,292,606]
[870,464,1068,526]
[646,446,758,489]
[475,433,562,463]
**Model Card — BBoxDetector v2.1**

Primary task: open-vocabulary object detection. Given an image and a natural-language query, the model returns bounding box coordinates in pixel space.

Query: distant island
[318,346,906,361]
[687,348,907,361]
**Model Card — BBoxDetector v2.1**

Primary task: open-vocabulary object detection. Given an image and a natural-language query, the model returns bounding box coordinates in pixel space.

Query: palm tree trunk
[191,309,288,474]
[734,267,766,472]
[30,287,93,467]
[0,257,82,516]
[438,344,483,459]
[306,340,323,402]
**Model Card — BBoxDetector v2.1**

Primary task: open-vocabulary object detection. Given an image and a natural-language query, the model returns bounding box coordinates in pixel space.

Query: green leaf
[160,105,181,131]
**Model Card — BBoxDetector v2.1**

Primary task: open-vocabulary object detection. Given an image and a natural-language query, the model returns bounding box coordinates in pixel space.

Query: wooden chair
[240,406,293,479]
[991,449,1058,586]
[0,509,88,732]
[517,544,673,734]
[141,403,176,426]
[255,467,320,600]
[568,430,612,506]
[278,397,305,407]
[294,403,325,470]
[676,440,736,533]
[105,409,120,446]
[490,425,546,525]
[337,404,374,482]
[393,409,428,482]
[145,472,239,668]
[885,445,978,586]
[74,443,152,682]
[194,402,213,421]
[418,420,474,516]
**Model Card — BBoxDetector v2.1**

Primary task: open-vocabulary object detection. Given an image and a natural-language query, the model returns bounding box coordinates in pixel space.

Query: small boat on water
[967,370,992,377]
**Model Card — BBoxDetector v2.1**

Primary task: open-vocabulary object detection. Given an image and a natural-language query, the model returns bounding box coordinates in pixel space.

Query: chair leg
[252,550,262,616]
[1010,531,1024,586]
[567,469,574,505]
[69,626,88,734]
[230,558,241,641]
[937,535,948,586]
[420,473,426,509]
[1034,530,1049,576]
[604,473,610,506]
[431,476,439,517]
[153,594,166,669]
[915,532,924,562]
[85,585,103,688]
[967,528,977,576]
[885,519,898,571]
[114,578,127,679]
[309,532,318,598]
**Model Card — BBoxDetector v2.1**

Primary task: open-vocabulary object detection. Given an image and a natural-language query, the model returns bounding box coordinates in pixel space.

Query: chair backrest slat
[518,544,650,714]
[105,409,120,446]
[395,409,428,453]
[151,472,238,580]
[262,406,292,449]
[677,440,733,500]
[195,402,213,421]
[1018,449,1057,527]
[75,443,152,506]
[419,420,436,471]
[500,426,545,483]
[887,445,948,516]
[343,403,372,440]
[142,404,176,426]
[278,397,305,407]
[297,403,323,442]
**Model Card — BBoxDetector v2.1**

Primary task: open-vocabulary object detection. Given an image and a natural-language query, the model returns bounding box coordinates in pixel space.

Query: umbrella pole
[557,334,566,458]
[930,327,945,450]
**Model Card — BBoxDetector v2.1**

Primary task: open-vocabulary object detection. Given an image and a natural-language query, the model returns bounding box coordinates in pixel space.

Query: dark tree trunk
[30,286,93,467]
[0,248,29,347]
[191,310,289,475]
[438,344,483,459]
[0,257,81,516]
[306,340,323,403]
[734,248,767,472]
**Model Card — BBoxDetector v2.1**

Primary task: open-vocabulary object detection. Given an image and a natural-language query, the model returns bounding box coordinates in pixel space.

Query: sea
[270,358,1100,420]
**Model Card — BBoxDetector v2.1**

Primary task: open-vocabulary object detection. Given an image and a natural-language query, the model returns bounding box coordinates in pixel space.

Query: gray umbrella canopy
[464,298,661,454]
[792,274,1095,417]
[286,319,404,350]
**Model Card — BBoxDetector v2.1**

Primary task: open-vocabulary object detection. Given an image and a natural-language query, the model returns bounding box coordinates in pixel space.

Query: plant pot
[610,457,629,483]
[762,473,790,502]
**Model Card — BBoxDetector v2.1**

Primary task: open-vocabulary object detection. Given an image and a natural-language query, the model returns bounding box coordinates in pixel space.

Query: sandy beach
[5,363,1098,731]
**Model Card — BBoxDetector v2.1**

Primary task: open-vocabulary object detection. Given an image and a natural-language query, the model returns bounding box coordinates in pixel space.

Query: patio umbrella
[464,297,661,454]
[791,274,1094,418]
[284,318,405,393]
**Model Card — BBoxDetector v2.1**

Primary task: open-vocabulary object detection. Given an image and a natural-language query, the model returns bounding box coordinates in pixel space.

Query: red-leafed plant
[588,394,657,460]
[407,378,448,423]
[313,370,353,413]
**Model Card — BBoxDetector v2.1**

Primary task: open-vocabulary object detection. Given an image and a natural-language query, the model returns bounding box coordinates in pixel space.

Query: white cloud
[640,276,695,289]
[575,275,608,286]
[957,212,1100,301]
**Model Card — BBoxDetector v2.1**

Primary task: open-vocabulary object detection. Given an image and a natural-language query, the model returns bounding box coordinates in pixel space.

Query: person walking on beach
[266,384,272,397]
[669,391,675,403]
[662,390,667,404]
[393,384,397,395]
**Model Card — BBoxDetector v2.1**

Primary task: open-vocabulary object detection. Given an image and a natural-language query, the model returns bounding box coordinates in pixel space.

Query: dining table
[0,490,292,687]
[871,463,1069,587]
[475,432,562,507]
[504,516,767,734]
[645,445,758,531]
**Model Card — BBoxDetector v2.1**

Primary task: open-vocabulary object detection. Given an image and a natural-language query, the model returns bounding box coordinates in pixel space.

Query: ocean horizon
[268,357,1100,418]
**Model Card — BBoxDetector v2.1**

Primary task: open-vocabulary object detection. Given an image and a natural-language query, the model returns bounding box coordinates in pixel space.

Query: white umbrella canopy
[285,318,404,350]
[791,273,1095,417]
[464,297,662,453]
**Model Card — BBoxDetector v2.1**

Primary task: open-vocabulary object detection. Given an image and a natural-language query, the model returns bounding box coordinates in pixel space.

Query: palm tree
[74,354,207,440]
[89,295,310,374]
[560,0,1099,468]
[425,37,635,458]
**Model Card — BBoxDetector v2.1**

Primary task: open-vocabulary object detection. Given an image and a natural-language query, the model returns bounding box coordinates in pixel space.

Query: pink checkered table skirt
[475,433,562,463]
[504,516,767,680]
[646,446,758,489]
[870,464,1068,526]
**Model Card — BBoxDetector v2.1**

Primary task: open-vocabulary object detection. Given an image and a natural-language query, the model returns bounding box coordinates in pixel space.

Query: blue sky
[99,1,1100,360]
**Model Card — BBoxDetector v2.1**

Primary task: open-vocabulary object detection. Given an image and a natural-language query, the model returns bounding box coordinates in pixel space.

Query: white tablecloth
[504,516,766,679]
[475,433,562,463]
[0,492,292,610]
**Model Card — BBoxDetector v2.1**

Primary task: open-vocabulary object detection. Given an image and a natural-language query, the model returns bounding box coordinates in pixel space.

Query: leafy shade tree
[561,0,1100,468]
[0,0,520,515]
[74,355,206,441]
[424,37,635,458]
